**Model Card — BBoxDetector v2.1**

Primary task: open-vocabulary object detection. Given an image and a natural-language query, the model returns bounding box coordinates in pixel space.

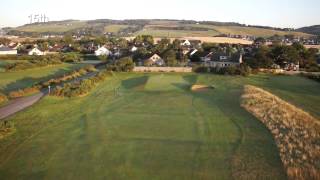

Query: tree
[63,34,74,46]
[172,39,181,49]
[254,37,266,45]
[162,49,177,66]
[0,38,10,45]
[115,57,134,72]
[245,45,273,68]
[132,47,149,61]
[270,45,299,67]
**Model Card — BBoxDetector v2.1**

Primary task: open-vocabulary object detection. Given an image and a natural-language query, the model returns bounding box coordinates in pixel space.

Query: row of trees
[245,42,319,71]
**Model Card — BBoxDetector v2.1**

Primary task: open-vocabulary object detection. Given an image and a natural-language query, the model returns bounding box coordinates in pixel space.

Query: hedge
[51,70,111,97]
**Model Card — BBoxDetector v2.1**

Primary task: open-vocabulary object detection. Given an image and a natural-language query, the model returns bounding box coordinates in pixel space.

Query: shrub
[8,90,25,98]
[0,93,8,104]
[51,70,111,97]
[106,57,134,72]
[192,65,208,73]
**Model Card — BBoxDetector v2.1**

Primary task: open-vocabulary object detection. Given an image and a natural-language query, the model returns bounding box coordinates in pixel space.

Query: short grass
[0,63,85,93]
[8,73,320,179]
[104,25,129,33]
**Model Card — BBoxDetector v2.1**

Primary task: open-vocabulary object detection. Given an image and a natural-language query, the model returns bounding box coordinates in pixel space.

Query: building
[130,46,138,52]
[28,47,45,56]
[95,46,112,56]
[0,47,17,55]
[181,40,191,46]
[206,53,243,68]
[144,54,165,66]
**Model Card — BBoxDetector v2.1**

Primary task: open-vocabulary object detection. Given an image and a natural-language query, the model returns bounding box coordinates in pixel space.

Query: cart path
[0,91,46,120]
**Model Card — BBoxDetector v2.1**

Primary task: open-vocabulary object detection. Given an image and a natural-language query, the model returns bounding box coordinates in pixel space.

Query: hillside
[297,25,320,35]
[8,19,312,38]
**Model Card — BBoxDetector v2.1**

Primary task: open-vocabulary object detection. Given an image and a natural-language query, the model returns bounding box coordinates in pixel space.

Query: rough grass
[241,85,320,179]
[0,73,288,179]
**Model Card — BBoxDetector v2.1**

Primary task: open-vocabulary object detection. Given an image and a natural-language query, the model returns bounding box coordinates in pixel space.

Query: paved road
[0,91,46,120]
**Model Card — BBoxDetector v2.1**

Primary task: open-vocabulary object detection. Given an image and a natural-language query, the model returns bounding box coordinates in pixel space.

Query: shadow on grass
[121,76,149,90]
[3,68,77,93]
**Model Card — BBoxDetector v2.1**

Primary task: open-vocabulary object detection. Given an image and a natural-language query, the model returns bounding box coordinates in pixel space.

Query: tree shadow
[3,68,76,93]
[121,76,149,90]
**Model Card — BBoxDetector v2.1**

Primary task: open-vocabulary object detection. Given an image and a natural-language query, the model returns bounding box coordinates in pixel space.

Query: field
[134,22,311,38]
[104,25,130,33]
[0,63,85,93]
[15,21,87,33]
[12,19,313,38]
[1,73,319,179]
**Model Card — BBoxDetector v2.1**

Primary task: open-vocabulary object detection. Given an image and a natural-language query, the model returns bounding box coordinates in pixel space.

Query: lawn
[0,73,318,179]
[0,63,85,93]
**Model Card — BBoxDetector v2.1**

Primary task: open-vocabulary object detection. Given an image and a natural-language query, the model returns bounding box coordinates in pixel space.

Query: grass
[16,21,87,33]
[0,63,85,93]
[0,73,319,179]
[241,85,320,179]
[104,25,130,33]
[134,29,220,38]
[187,24,311,38]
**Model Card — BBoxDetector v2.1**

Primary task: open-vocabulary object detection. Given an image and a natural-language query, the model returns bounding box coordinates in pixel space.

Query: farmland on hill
[0,73,319,179]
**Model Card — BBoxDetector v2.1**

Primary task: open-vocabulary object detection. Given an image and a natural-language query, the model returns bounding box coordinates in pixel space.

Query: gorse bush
[193,64,251,76]
[51,70,111,97]
[6,65,96,99]
[0,93,8,104]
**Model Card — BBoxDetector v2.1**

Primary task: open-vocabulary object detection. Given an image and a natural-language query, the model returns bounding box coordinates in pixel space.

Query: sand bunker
[191,85,214,92]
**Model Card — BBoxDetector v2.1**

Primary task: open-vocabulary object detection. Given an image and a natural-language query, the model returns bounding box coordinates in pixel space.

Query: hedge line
[51,70,111,97]
[5,59,62,71]
[193,64,252,76]
[6,65,96,99]
[302,73,320,83]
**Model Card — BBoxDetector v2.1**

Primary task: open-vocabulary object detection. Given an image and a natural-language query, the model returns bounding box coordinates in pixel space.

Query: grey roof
[0,47,15,51]
[212,53,242,63]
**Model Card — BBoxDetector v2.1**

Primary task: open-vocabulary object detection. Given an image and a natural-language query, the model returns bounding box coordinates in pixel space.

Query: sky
[0,0,319,28]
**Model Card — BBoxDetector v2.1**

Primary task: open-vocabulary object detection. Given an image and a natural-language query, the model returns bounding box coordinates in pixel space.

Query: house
[283,62,299,71]
[189,49,198,56]
[8,43,22,50]
[28,47,45,56]
[181,40,191,46]
[144,54,165,66]
[0,47,17,55]
[95,46,112,56]
[206,53,243,68]
[130,46,138,52]
[201,52,214,62]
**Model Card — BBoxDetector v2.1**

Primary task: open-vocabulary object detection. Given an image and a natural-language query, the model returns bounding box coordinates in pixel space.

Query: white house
[28,47,45,56]
[95,46,112,56]
[181,40,191,46]
[144,54,165,66]
[206,53,243,68]
[0,47,17,55]
[130,46,138,52]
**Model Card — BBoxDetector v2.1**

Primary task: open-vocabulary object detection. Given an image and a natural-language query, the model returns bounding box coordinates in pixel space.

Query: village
[0,34,319,73]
